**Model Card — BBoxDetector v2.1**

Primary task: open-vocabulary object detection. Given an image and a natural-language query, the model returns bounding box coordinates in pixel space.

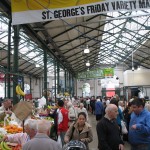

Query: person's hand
[5,110,12,115]
[131,124,137,130]
[46,108,50,114]
[80,139,85,142]
[119,144,124,150]
[64,138,69,143]
[57,131,60,135]
[3,136,8,142]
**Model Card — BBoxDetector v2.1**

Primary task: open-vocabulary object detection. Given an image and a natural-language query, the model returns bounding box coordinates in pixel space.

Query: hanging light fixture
[11,50,14,54]
[84,45,90,54]
[86,60,90,66]
[132,51,134,71]
[35,64,40,67]
[137,66,141,70]
[87,68,89,71]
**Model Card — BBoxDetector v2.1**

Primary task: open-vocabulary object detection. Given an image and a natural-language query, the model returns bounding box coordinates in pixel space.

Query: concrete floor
[88,113,131,150]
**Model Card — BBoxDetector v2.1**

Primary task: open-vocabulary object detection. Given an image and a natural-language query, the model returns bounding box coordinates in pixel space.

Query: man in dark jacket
[96,104,124,150]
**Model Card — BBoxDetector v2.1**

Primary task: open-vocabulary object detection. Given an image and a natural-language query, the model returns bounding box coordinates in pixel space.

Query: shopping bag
[49,124,57,141]
[57,135,62,148]
[121,120,128,134]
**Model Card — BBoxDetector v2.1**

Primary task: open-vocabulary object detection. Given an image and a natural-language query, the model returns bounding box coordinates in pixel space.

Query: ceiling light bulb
[137,66,141,70]
[84,48,90,53]
[11,50,14,54]
[86,60,90,66]
[132,66,134,71]
[84,45,90,53]
[36,64,40,67]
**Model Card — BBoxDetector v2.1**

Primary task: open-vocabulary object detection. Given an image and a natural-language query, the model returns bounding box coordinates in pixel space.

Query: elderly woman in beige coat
[64,112,93,150]
[67,102,78,126]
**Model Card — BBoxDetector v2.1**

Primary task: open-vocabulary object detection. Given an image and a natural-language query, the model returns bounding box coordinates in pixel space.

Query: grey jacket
[23,133,61,150]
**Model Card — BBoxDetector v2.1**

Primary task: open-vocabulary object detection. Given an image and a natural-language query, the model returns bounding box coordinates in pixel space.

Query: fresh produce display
[0,134,4,141]
[0,128,7,136]
[16,85,25,96]
[4,125,23,134]
[45,117,54,122]
[0,142,22,150]
[0,141,12,150]
[47,105,57,109]
[0,122,4,127]
[12,144,22,150]
[64,92,69,96]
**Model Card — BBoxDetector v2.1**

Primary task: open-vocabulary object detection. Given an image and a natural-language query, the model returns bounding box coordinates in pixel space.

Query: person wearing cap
[0,99,12,115]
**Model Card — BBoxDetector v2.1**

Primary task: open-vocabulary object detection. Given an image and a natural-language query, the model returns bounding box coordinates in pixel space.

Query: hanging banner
[11,0,150,25]
[103,68,114,77]
[77,68,104,79]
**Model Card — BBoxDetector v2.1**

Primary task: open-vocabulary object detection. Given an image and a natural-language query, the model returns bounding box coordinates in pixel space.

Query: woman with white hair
[77,103,88,121]
[67,102,78,126]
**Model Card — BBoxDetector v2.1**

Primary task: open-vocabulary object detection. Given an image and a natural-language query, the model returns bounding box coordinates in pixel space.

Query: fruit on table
[0,121,4,127]
[16,85,25,96]
[45,117,54,121]
[0,141,12,150]
[0,134,3,140]
[64,92,69,96]
[12,144,22,150]
[4,125,23,134]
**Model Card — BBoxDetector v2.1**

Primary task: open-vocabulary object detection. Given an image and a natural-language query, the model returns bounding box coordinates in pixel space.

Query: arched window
[82,83,90,97]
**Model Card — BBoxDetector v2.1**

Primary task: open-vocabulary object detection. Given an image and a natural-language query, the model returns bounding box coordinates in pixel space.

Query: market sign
[78,68,104,79]
[103,68,114,77]
[11,0,150,25]
[78,68,114,79]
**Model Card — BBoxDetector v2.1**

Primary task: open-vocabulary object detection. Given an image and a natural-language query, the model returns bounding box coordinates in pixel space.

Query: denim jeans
[60,131,66,147]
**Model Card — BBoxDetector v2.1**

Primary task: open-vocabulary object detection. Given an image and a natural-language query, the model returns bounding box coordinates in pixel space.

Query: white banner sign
[11,0,150,25]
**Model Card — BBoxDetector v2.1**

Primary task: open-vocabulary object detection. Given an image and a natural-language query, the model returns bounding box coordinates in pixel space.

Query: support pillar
[44,49,47,104]
[13,25,20,105]
[72,75,74,97]
[57,62,60,94]
[7,20,12,98]
[64,69,67,93]
[69,72,71,96]
[54,59,57,102]
[30,77,32,94]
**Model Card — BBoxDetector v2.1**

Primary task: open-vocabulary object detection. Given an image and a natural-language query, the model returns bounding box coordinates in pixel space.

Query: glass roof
[100,10,150,65]
[0,9,150,74]
[0,14,58,74]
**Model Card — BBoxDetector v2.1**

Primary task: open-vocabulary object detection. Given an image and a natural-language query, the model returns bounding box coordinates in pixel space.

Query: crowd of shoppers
[0,95,149,150]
